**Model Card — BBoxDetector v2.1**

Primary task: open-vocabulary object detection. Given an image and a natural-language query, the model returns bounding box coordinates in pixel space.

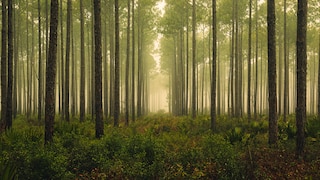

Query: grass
[0,114,319,179]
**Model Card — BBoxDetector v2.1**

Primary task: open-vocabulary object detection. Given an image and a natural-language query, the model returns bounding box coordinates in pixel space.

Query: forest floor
[0,113,320,179]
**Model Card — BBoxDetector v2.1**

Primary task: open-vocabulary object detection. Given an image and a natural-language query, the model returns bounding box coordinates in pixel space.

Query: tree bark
[125,0,130,126]
[296,0,307,158]
[38,0,42,122]
[267,0,278,145]
[6,0,13,129]
[45,0,59,144]
[247,0,252,121]
[191,0,196,119]
[131,0,135,122]
[79,0,85,122]
[211,0,217,131]
[65,0,72,122]
[114,0,120,127]
[94,0,104,138]
[1,0,7,132]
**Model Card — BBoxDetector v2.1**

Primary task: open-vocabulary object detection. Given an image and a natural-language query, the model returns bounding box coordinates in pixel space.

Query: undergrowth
[0,114,319,179]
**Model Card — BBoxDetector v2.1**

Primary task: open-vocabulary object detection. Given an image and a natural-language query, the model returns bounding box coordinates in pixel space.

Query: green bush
[202,134,244,179]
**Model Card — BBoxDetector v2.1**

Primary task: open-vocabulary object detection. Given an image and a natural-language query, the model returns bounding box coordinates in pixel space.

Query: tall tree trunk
[318,33,320,117]
[94,0,104,138]
[45,0,59,144]
[296,0,307,158]
[131,0,135,122]
[267,0,278,145]
[137,2,142,117]
[65,0,72,122]
[60,0,64,116]
[247,0,252,121]
[125,0,130,126]
[1,0,8,131]
[191,0,196,119]
[79,0,85,122]
[211,0,217,131]
[38,0,42,122]
[283,0,289,122]
[254,0,258,120]
[6,0,13,129]
[114,0,120,127]
[109,0,115,118]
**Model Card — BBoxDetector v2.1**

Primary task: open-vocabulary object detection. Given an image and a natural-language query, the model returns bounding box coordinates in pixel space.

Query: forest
[0,0,320,179]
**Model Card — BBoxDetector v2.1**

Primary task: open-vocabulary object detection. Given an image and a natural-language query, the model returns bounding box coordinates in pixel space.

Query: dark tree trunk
[94,0,104,138]
[211,0,217,131]
[65,0,72,122]
[1,0,7,132]
[318,33,320,117]
[296,0,307,158]
[45,0,59,144]
[247,0,252,121]
[59,0,64,116]
[6,0,13,129]
[267,0,278,145]
[191,0,196,119]
[79,0,85,122]
[283,0,289,122]
[131,0,135,122]
[254,0,258,120]
[125,0,130,126]
[114,0,120,127]
[38,0,42,122]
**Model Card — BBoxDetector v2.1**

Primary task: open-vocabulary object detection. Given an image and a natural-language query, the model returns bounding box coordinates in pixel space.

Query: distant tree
[131,0,135,122]
[211,0,216,131]
[38,0,43,122]
[1,0,8,132]
[6,0,13,129]
[79,0,85,122]
[114,0,120,127]
[247,0,253,121]
[65,0,72,122]
[318,33,320,117]
[296,0,307,158]
[267,0,278,145]
[283,0,289,122]
[191,0,196,119]
[45,0,59,144]
[125,0,131,126]
[94,0,104,138]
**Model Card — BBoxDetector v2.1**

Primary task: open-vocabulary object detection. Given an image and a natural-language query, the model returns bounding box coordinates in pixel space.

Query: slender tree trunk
[94,0,104,138]
[125,0,130,126]
[60,0,64,117]
[191,0,196,119]
[211,0,217,131]
[131,0,135,122]
[109,0,115,118]
[79,0,85,122]
[296,0,307,158]
[1,0,8,131]
[65,0,72,122]
[283,0,289,122]
[6,0,13,129]
[114,0,120,127]
[38,0,42,122]
[45,0,59,144]
[254,0,258,120]
[247,0,252,121]
[267,0,278,145]
[317,33,320,116]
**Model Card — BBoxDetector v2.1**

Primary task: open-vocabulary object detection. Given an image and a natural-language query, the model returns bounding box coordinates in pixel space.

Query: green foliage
[0,161,18,180]
[306,116,320,139]
[1,114,319,179]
